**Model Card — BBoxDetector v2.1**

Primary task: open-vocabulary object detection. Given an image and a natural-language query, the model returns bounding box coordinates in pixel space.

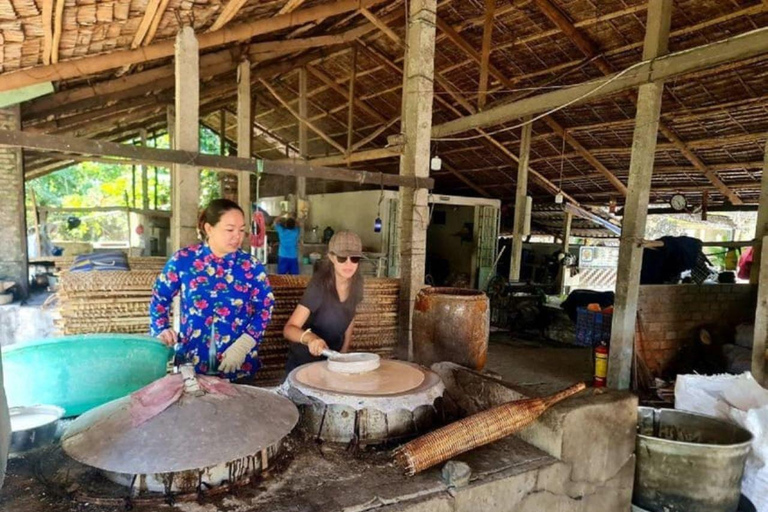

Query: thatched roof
[4,0,768,207]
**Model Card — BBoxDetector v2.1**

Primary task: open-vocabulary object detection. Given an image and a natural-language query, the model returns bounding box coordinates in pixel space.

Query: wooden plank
[0,0,389,92]
[145,0,172,45]
[478,0,495,111]
[0,130,433,188]
[608,0,672,391]
[278,0,307,15]
[510,119,532,282]
[131,0,162,48]
[752,235,768,386]
[259,78,346,154]
[298,146,403,166]
[171,27,201,250]
[208,0,250,33]
[750,139,768,284]
[431,25,768,138]
[361,8,402,45]
[398,0,437,360]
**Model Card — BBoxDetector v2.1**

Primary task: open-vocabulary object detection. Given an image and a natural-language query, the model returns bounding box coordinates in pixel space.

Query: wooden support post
[750,139,768,284]
[237,59,252,232]
[478,0,494,111]
[510,119,532,282]
[346,46,358,154]
[171,26,201,250]
[398,0,437,361]
[752,235,768,386]
[608,0,672,391]
[558,212,573,294]
[140,129,150,255]
[297,67,308,201]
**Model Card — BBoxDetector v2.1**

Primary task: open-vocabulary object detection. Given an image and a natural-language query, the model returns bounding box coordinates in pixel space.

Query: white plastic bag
[675,373,768,511]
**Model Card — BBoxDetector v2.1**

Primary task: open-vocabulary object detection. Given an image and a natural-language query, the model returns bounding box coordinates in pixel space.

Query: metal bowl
[9,405,65,455]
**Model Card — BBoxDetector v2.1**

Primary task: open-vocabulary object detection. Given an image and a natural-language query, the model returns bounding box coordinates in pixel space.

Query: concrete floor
[485,331,593,396]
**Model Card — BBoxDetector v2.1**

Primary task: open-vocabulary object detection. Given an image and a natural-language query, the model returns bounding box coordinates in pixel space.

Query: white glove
[219,333,257,373]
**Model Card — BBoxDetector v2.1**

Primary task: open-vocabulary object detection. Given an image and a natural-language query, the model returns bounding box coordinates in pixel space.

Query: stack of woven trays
[33,256,167,274]
[53,270,400,386]
[255,275,400,386]
[53,270,161,335]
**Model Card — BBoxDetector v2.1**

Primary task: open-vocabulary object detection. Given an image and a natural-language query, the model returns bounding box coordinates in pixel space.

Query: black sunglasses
[332,253,361,264]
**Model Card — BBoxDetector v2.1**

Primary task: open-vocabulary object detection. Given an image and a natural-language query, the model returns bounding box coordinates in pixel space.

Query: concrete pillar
[608,0,672,390]
[0,348,8,490]
[750,139,768,284]
[510,119,532,282]
[753,236,768,385]
[397,0,437,360]
[237,59,253,237]
[557,211,573,294]
[171,26,200,250]
[0,106,29,299]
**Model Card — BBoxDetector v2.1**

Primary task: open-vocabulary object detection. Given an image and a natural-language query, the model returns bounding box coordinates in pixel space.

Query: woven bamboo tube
[394,382,586,476]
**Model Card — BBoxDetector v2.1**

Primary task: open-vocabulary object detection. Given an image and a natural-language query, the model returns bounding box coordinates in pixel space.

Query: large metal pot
[9,405,64,455]
[634,407,753,512]
[413,287,489,370]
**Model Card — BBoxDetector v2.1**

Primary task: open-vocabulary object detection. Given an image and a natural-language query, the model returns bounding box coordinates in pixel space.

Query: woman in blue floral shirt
[150,199,274,380]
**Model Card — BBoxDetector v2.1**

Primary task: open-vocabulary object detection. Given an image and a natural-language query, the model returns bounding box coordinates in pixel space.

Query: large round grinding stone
[294,360,425,396]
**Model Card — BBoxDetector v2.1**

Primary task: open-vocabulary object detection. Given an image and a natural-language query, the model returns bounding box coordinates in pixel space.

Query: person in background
[274,216,301,275]
[282,231,364,373]
[149,198,274,381]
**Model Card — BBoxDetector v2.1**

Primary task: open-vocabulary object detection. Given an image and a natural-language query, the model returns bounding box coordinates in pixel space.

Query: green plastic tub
[2,334,171,417]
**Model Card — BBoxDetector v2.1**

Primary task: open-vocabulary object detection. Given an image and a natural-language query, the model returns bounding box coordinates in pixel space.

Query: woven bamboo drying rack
[394,382,586,476]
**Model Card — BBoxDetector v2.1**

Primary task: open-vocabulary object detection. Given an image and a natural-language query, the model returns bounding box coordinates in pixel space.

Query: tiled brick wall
[635,284,756,375]
[0,106,28,297]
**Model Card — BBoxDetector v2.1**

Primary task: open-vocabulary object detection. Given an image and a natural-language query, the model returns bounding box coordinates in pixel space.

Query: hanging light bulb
[430,155,442,171]
[555,192,564,204]
[374,216,382,233]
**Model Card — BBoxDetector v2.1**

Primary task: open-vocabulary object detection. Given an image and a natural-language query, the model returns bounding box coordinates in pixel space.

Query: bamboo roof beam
[258,78,346,154]
[435,16,627,196]
[361,8,402,46]
[0,0,388,93]
[430,26,768,138]
[532,0,742,205]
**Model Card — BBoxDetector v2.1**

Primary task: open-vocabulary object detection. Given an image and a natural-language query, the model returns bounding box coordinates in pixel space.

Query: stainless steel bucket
[634,407,753,512]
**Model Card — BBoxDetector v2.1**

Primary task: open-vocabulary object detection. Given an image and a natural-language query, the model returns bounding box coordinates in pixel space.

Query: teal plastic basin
[2,334,171,417]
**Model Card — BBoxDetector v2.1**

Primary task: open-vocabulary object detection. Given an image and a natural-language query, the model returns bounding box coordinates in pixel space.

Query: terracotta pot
[413,287,489,370]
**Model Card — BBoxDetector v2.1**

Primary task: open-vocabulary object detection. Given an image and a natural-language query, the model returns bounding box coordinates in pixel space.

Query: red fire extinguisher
[593,343,609,388]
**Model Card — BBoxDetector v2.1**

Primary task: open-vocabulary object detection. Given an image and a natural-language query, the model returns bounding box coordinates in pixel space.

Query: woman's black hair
[284,217,297,230]
[310,257,364,313]
[197,198,244,240]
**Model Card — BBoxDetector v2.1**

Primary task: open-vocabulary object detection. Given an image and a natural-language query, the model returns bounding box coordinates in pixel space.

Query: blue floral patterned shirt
[149,243,274,380]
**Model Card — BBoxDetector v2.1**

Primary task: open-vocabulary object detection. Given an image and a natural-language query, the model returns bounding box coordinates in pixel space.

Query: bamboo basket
[394,383,586,476]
